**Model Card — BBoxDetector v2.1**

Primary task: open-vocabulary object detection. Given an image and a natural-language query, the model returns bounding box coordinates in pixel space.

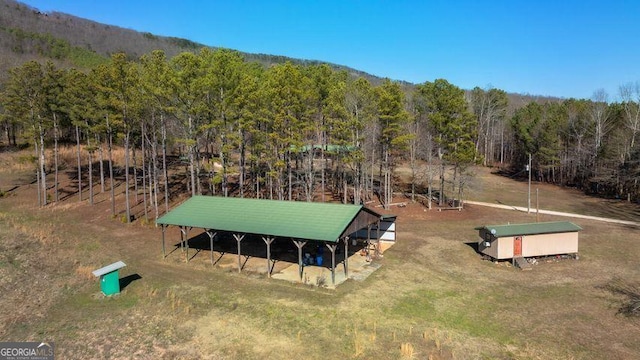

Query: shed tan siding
[496,237,515,259]
[521,232,578,257]
[478,231,579,259]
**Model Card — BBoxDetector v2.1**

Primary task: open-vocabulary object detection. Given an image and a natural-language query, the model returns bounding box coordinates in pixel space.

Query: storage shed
[475,221,582,260]
[351,214,396,252]
[351,214,396,240]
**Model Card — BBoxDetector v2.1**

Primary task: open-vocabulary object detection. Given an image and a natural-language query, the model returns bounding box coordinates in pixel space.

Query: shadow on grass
[464,241,480,254]
[119,273,141,291]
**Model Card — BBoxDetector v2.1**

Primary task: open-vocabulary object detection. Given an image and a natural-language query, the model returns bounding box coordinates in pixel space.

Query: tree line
[0,49,478,220]
[510,88,640,200]
[1,48,638,222]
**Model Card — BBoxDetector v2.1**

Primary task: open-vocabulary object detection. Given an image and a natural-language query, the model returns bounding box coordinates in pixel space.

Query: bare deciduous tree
[619,82,640,158]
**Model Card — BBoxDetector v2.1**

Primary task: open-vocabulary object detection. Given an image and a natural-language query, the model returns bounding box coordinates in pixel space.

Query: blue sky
[21,0,640,100]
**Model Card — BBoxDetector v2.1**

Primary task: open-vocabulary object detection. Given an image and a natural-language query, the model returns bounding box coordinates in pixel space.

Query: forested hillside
[0,0,638,222]
[0,0,378,83]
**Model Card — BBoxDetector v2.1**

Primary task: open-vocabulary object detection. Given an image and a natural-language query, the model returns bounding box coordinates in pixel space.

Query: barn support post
[293,239,307,281]
[366,224,371,255]
[179,226,184,252]
[206,230,217,265]
[343,236,349,278]
[262,236,275,278]
[376,219,381,257]
[179,227,188,262]
[326,243,338,285]
[366,223,376,258]
[233,233,245,273]
[181,227,191,263]
[161,225,166,258]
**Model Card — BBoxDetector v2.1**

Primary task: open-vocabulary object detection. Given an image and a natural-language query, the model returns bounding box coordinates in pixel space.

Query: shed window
[484,232,492,247]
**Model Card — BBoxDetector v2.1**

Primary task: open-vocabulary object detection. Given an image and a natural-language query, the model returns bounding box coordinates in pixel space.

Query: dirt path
[465,200,640,227]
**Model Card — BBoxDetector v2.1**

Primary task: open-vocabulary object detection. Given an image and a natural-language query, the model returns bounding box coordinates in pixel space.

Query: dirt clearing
[1,154,639,359]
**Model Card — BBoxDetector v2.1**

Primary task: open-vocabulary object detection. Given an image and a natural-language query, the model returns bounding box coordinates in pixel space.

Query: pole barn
[156,196,383,285]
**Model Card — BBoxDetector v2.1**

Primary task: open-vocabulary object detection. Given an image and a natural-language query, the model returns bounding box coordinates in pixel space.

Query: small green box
[100,270,121,296]
[92,261,126,296]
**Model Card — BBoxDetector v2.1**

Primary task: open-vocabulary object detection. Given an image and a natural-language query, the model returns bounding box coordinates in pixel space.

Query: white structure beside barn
[352,214,396,240]
[475,221,582,260]
[352,214,396,252]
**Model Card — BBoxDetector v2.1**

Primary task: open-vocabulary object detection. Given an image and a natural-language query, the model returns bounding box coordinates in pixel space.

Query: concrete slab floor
[271,251,382,289]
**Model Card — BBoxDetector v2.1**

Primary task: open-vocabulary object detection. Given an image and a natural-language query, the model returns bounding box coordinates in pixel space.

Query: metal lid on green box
[92,261,126,277]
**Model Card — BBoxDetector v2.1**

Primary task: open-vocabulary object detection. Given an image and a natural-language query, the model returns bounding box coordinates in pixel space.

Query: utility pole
[527,153,532,213]
[536,188,539,222]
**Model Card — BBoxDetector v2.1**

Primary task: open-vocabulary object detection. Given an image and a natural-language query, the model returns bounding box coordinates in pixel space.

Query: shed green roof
[156,196,382,242]
[290,144,357,154]
[475,221,582,238]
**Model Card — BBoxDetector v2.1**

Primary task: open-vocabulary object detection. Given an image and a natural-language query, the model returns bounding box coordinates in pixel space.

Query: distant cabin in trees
[290,144,357,155]
[475,221,581,260]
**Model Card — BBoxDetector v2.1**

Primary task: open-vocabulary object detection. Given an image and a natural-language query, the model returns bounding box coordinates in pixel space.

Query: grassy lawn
[1,154,639,359]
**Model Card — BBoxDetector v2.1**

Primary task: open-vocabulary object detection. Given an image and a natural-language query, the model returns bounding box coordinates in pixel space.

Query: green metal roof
[290,144,358,154]
[475,221,582,238]
[156,196,382,242]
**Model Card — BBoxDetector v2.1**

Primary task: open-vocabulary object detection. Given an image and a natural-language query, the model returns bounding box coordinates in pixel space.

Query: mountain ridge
[0,0,391,84]
[1,0,562,105]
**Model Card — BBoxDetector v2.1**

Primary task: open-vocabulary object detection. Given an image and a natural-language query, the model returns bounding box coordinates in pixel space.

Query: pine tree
[4,61,47,206]
[376,79,411,208]
[416,79,477,205]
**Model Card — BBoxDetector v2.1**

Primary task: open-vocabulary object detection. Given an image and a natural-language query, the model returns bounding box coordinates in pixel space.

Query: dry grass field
[1,148,639,359]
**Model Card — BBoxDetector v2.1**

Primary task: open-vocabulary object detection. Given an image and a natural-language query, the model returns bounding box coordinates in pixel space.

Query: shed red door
[514,236,522,256]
